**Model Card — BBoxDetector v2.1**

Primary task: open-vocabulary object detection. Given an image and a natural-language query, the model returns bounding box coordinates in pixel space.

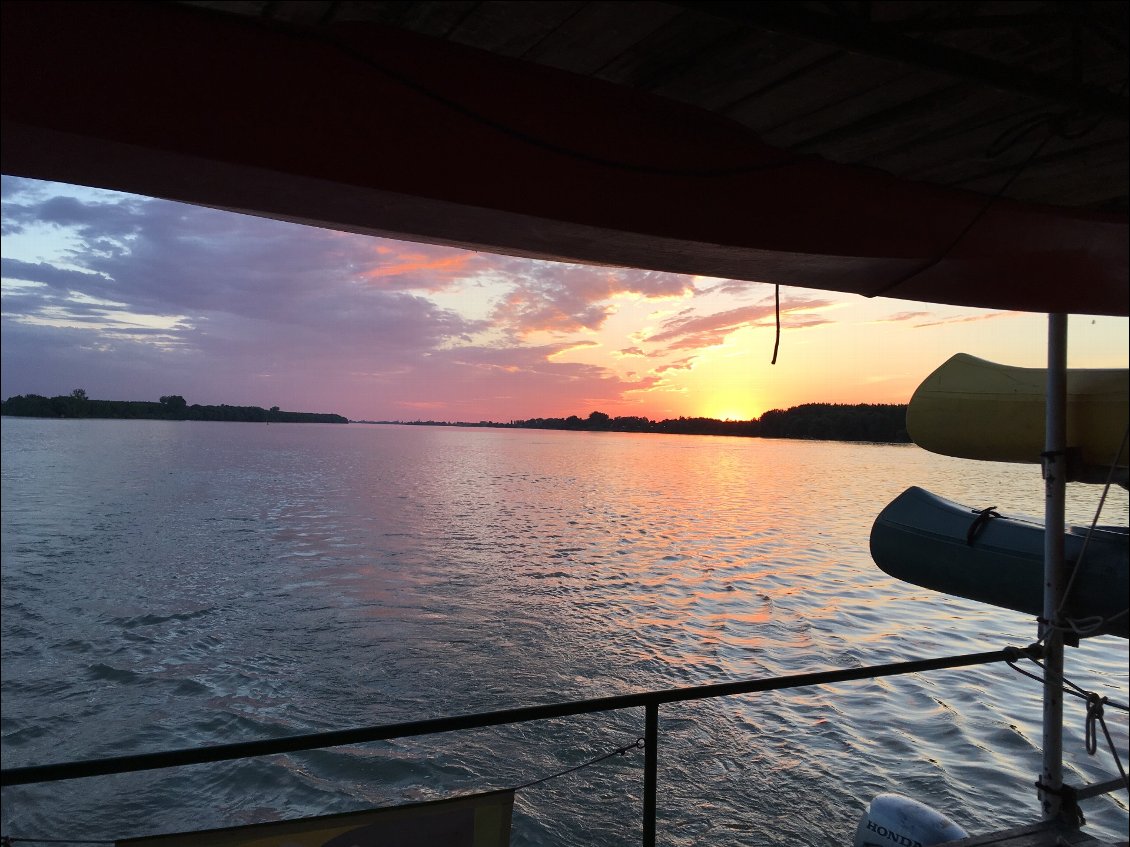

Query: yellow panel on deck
[116,789,515,847]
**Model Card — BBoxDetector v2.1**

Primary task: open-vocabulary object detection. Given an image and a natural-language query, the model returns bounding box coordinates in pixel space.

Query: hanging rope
[1054,425,1130,629]
[770,284,781,365]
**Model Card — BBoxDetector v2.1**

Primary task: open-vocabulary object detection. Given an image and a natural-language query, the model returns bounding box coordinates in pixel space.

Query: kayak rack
[11,644,1111,846]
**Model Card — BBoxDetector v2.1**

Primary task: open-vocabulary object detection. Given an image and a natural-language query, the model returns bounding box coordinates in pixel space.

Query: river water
[1,418,1127,845]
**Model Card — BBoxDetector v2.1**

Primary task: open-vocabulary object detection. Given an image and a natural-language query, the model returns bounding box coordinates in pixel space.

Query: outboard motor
[854,794,968,847]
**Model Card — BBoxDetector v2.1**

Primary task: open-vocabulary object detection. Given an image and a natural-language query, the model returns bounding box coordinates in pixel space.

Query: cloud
[488,261,695,336]
[1,258,114,294]
[10,179,979,423]
[870,308,1020,328]
[644,296,834,352]
[3,185,486,335]
[358,244,486,292]
[654,357,695,374]
[912,310,1023,329]
[877,310,934,323]
[0,183,505,412]
[358,342,656,420]
[3,180,703,420]
[700,278,774,297]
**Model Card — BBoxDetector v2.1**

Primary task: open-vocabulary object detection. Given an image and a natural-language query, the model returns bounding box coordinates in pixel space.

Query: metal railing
[1,647,1033,845]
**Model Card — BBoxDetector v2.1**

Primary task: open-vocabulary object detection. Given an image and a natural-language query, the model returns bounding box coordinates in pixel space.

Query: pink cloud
[645,297,834,352]
[702,278,771,296]
[369,343,656,420]
[359,243,483,291]
[878,310,934,323]
[654,357,695,374]
[913,310,1023,328]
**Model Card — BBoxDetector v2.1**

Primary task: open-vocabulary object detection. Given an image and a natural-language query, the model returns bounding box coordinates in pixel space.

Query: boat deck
[945,821,1128,846]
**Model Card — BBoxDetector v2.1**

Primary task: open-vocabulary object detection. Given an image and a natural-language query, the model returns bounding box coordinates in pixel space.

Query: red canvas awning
[2,1,1126,316]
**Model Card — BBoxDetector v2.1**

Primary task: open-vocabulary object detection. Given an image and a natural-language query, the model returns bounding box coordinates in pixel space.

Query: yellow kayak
[907,354,1128,483]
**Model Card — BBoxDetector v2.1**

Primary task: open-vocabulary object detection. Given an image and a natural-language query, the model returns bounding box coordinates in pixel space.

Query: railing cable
[3,648,1021,788]
[0,647,1039,847]
[512,737,644,792]
[1006,652,1129,792]
[1054,425,1130,634]
[0,738,648,847]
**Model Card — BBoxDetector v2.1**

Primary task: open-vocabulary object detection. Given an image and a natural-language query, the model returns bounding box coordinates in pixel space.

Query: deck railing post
[643,702,658,846]
[1039,312,1068,821]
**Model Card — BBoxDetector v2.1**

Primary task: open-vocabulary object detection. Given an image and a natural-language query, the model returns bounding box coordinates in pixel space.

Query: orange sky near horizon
[2,178,1127,423]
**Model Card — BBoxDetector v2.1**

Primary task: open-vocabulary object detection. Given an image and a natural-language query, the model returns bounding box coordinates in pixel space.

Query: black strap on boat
[965,506,999,545]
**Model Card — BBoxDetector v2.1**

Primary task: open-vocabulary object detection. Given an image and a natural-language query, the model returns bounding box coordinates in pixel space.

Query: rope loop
[1085,693,1106,756]
[1006,651,1129,788]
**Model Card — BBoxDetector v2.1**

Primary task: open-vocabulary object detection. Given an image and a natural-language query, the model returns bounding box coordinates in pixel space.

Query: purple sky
[3,177,1126,422]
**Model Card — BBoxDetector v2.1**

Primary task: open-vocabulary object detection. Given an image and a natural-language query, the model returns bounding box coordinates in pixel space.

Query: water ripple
[2,421,1126,844]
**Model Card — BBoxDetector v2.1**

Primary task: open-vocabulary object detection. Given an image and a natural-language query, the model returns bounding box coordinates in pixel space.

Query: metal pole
[644,703,658,847]
[1040,312,1067,821]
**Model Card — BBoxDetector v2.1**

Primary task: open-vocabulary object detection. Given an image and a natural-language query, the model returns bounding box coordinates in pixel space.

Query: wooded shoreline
[3,394,909,442]
[359,403,911,443]
[0,393,348,424]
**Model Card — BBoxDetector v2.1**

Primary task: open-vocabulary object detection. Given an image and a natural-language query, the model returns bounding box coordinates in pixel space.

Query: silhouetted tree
[587,411,611,429]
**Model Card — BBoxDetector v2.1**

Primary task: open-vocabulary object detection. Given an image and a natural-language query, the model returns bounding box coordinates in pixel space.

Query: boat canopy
[1,2,1127,317]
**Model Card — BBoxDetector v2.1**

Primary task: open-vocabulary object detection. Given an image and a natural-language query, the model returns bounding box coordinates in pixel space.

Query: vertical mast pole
[1040,312,1067,821]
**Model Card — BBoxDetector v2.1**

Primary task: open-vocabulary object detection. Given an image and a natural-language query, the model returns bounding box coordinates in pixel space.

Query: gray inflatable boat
[870,486,1128,639]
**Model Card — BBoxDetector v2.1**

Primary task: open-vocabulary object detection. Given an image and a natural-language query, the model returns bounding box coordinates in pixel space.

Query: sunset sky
[2,176,1127,423]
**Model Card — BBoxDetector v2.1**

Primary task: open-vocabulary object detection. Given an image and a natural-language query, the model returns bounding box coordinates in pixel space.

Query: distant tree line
[363,404,910,443]
[0,391,348,424]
